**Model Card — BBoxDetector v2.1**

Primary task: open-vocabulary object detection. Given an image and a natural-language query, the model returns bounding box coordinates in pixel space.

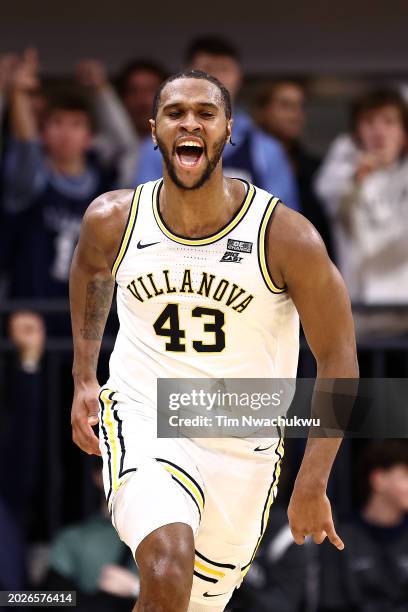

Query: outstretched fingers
[325,522,344,550]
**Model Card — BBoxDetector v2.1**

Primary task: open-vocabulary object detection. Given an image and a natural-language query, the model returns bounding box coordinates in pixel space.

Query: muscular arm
[268,206,359,549]
[70,189,133,454]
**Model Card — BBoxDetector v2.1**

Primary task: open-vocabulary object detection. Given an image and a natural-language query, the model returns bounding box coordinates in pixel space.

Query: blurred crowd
[1,35,408,611]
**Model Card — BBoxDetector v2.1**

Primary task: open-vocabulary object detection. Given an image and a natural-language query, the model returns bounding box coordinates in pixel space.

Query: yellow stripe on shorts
[194,560,225,579]
[241,438,284,578]
[99,389,121,506]
[156,458,205,519]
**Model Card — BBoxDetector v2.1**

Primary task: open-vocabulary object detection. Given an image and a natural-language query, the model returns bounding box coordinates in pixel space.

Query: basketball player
[70,70,358,612]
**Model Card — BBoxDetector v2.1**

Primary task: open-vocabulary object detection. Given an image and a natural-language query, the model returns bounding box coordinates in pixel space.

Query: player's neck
[160,170,245,239]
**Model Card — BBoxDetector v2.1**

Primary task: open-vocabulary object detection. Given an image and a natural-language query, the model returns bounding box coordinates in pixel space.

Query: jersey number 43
[153,303,225,352]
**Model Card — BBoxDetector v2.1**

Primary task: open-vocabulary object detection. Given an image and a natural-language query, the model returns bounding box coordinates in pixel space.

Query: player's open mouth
[175,140,204,168]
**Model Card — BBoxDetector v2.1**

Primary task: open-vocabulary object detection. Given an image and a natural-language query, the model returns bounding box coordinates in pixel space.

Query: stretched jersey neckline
[152,178,256,246]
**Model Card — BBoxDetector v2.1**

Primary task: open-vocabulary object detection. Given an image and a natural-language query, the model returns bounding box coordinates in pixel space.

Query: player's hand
[98,564,140,598]
[287,484,344,550]
[71,379,101,456]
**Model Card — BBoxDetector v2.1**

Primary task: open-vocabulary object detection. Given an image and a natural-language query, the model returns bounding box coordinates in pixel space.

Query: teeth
[178,141,202,148]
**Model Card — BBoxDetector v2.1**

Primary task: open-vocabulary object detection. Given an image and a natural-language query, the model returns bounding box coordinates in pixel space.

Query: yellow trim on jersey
[100,389,120,494]
[194,560,225,579]
[161,463,205,514]
[152,179,255,246]
[258,197,286,294]
[241,438,284,578]
[111,185,143,278]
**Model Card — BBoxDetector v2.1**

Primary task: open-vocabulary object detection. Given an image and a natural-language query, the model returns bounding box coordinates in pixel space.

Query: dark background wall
[1,0,407,75]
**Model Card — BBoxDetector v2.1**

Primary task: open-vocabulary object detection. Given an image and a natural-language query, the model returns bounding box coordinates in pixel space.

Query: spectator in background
[0,312,45,529]
[0,50,48,158]
[0,48,115,331]
[228,506,314,611]
[135,36,299,209]
[0,497,26,590]
[319,440,408,612]
[256,80,332,251]
[314,89,408,313]
[42,460,139,611]
[117,59,167,139]
[0,314,45,598]
[76,59,167,186]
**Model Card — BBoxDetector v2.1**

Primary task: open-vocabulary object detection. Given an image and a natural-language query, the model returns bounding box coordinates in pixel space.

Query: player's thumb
[86,396,100,423]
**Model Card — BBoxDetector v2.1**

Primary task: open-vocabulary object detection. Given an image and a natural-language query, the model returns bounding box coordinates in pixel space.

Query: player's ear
[149,119,157,145]
[227,118,234,143]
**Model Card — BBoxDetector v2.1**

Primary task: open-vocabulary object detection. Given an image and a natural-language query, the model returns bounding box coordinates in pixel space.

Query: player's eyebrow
[162,101,219,112]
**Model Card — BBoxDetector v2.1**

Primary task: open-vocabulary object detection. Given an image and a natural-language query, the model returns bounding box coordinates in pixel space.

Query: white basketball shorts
[98,387,283,608]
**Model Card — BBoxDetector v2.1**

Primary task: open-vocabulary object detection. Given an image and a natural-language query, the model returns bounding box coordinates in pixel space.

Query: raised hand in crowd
[75,57,139,187]
[8,311,46,373]
[11,48,40,93]
[0,53,19,95]
[0,53,19,151]
[9,47,41,140]
[76,59,109,93]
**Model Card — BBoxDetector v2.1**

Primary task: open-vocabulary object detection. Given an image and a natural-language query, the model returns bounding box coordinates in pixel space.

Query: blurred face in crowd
[356,105,407,165]
[42,109,92,163]
[370,464,408,512]
[261,82,306,143]
[190,53,241,100]
[122,69,163,137]
[151,78,231,190]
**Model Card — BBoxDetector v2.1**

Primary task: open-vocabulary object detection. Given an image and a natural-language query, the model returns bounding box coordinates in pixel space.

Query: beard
[156,130,228,191]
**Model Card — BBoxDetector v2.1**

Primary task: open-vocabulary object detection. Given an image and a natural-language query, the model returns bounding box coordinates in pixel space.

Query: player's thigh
[112,457,200,557]
[98,387,202,556]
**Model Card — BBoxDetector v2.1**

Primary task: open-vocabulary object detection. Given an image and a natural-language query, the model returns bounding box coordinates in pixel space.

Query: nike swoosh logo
[203,592,228,598]
[137,240,160,249]
[254,443,275,452]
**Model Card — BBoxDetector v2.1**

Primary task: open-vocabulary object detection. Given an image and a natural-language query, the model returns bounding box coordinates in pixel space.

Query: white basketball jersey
[108,179,299,413]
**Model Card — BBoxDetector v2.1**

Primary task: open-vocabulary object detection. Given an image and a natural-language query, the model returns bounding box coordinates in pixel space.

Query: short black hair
[351,88,408,134]
[117,59,167,96]
[44,89,96,131]
[152,70,232,120]
[185,36,240,65]
[357,440,408,505]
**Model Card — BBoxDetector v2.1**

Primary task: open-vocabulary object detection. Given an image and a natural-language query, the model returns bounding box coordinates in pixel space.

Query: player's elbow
[316,345,359,379]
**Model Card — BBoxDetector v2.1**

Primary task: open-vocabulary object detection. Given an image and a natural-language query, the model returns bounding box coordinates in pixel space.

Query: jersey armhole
[258,197,287,294]
[111,184,143,279]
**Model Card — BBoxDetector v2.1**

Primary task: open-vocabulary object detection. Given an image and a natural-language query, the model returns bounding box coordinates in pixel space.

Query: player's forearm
[70,250,114,384]
[9,89,38,140]
[294,438,342,494]
[295,351,358,492]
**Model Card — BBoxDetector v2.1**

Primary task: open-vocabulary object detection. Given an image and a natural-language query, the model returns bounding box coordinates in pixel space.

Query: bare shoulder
[267,203,330,286]
[82,189,134,255]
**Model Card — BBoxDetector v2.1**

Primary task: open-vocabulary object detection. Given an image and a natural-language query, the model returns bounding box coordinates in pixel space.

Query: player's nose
[179,110,202,132]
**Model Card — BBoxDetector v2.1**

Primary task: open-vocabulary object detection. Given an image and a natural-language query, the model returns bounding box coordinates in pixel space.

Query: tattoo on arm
[81,278,114,340]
